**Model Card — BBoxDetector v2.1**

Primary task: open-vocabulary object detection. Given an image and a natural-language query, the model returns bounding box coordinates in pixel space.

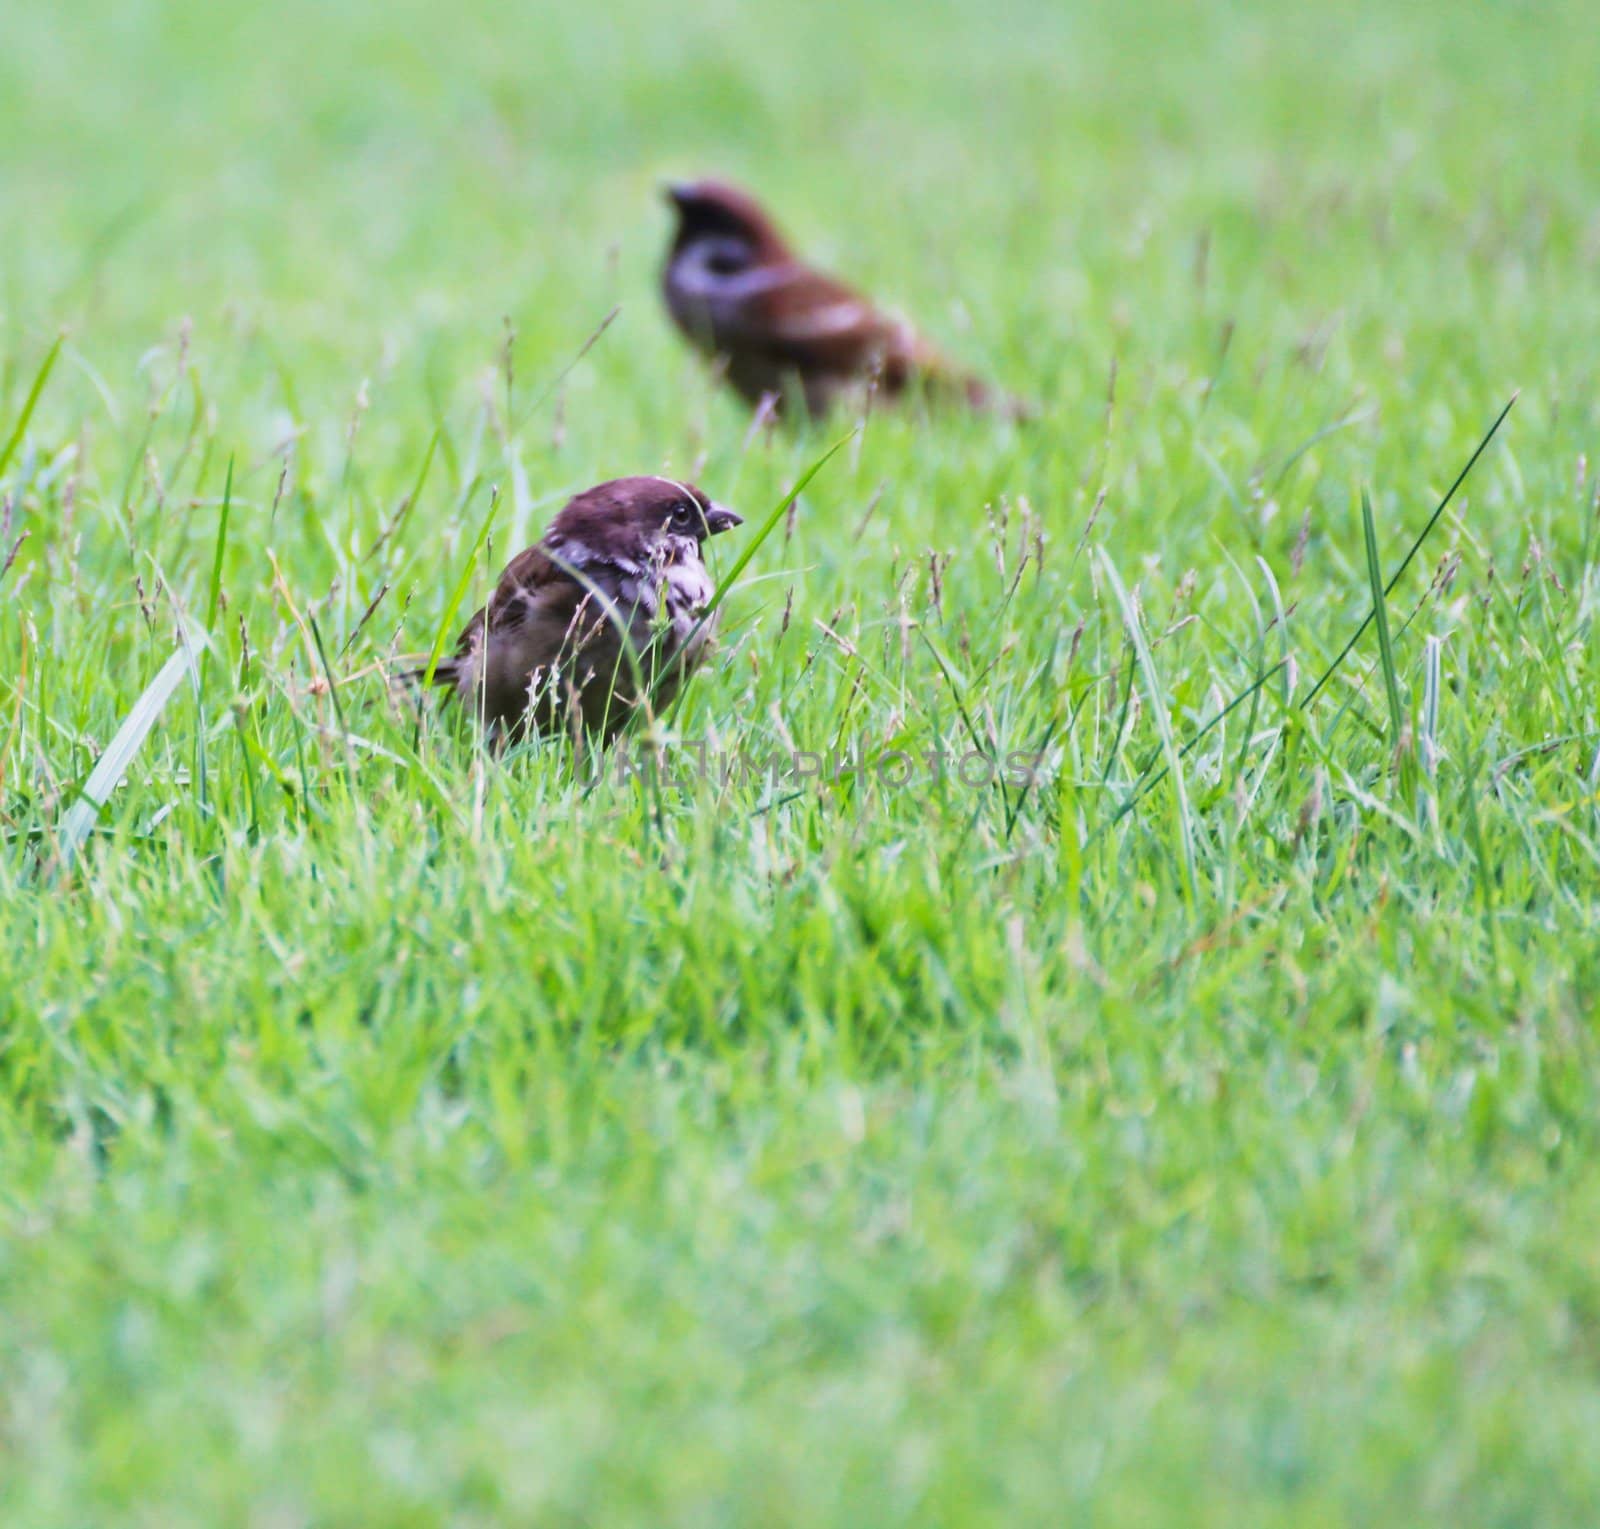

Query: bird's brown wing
[452,545,568,654]
[739,264,1009,411]
[439,544,645,736]
[428,545,585,691]
[740,263,904,375]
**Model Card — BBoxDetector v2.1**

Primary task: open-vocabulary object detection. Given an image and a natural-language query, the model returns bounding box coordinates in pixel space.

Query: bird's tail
[397,655,463,689]
[954,370,1035,422]
[906,338,1035,422]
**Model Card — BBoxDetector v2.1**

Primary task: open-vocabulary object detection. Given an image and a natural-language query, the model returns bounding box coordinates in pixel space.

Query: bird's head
[546,477,742,571]
[663,179,793,268]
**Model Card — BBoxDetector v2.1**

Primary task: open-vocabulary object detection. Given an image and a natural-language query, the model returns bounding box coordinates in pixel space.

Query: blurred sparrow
[417,476,741,743]
[661,178,1013,418]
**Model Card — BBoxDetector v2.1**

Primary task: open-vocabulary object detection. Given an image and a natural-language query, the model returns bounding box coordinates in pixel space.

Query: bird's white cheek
[667,562,713,611]
[661,563,716,653]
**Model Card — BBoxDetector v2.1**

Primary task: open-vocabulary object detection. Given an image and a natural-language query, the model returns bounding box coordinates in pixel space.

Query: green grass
[4,0,1600,1521]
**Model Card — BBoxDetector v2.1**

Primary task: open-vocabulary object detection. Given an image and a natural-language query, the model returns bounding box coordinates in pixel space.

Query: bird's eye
[671,501,696,526]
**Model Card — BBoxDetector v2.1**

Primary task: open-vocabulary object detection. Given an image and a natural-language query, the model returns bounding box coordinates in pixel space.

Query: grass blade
[205,456,233,636]
[309,614,349,744]
[55,633,198,867]
[701,431,855,628]
[201,456,233,692]
[1360,487,1406,750]
[1301,393,1516,709]
[651,429,855,721]
[410,485,502,751]
[418,485,502,690]
[0,334,64,482]
[1419,633,1443,781]
[365,427,440,565]
[1097,661,1289,841]
[1100,550,1198,906]
[1104,399,1515,840]
[1461,749,1500,971]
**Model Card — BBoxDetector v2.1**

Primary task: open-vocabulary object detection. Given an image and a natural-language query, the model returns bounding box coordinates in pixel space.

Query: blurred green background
[7,0,1596,435]
[4,0,1600,1524]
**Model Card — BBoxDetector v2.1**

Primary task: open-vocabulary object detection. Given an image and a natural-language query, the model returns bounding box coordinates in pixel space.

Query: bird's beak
[663,181,695,209]
[702,503,743,536]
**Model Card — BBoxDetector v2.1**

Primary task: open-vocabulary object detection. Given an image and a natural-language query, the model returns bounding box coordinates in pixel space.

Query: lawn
[3,0,1600,1522]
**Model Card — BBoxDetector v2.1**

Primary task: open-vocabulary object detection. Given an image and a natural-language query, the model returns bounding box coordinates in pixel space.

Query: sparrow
[417,477,742,743]
[661,179,1013,419]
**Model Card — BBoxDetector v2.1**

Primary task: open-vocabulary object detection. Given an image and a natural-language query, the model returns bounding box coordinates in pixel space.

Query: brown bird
[417,477,742,743]
[661,179,1011,419]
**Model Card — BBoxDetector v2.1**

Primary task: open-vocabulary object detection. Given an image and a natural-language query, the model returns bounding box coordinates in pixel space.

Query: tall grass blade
[1419,634,1443,781]
[1098,661,1289,840]
[1461,750,1500,971]
[309,615,349,744]
[364,427,439,563]
[410,486,501,752]
[1100,551,1198,905]
[205,457,233,636]
[201,456,233,692]
[1105,399,1515,838]
[1418,633,1444,831]
[1360,488,1406,748]
[0,334,64,482]
[653,429,855,722]
[56,633,198,866]
[1301,394,1516,709]
[701,431,855,628]
[417,485,501,689]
